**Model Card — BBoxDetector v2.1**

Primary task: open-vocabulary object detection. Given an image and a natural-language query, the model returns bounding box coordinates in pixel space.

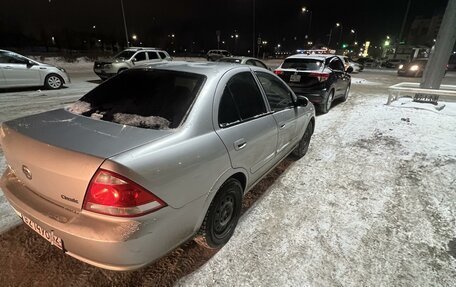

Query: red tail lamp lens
[84,169,166,217]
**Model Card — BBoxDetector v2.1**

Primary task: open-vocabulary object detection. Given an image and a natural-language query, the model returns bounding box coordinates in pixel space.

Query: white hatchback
[0,49,70,89]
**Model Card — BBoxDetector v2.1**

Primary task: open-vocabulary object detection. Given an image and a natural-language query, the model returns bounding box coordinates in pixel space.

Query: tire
[195,178,243,249]
[292,120,313,159]
[118,68,128,74]
[341,84,350,102]
[318,89,334,114]
[44,74,63,90]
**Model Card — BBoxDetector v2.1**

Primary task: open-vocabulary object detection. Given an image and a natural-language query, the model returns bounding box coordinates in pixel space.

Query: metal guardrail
[387,82,456,104]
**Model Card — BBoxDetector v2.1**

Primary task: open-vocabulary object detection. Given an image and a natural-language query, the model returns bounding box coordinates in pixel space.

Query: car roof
[123,47,163,52]
[139,61,248,77]
[221,56,259,61]
[286,53,336,61]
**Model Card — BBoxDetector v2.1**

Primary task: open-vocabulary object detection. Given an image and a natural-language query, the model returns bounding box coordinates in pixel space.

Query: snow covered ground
[179,94,456,286]
[0,61,455,286]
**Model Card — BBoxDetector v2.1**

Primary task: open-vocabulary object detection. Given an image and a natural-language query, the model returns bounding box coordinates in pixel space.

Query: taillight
[274,69,284,75]
[309,72,330,82]
[83,169,166,217]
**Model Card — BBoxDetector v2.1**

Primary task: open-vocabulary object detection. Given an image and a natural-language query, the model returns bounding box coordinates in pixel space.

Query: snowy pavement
[0,63,455,286]
[180,94,456,286]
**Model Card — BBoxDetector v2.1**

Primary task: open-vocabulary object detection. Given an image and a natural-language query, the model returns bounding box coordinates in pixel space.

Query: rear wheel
[292,120,313,159]
[195,178,243,249]
[319,90,334,114]
[44,74,63,90]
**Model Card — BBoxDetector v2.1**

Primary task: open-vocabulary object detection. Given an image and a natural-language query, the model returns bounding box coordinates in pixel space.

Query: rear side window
[72,70,205,129]
[218,72,267,127]
[329,58,344,71]
[147,52,159,59]
[134,52,146,61]
[255,72,294,111]
[254,60,268,69]
[281,58,323,70]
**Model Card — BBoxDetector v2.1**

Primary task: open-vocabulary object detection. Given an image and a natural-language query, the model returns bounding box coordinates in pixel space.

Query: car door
[255,71,299,156]
[215,70,278,184]
[146,51,162,63]
[132,51,148,66]
[0,51,41,87]
[328,57,349,96]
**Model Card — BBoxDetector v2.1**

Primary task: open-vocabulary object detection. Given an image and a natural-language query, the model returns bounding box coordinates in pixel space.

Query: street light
[132,34,138,41]
[301,7,313,40]
[328,23,342,48]
[120,0,129,47]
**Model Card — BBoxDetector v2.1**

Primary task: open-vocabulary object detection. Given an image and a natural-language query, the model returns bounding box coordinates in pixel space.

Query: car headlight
[57,67,66,73]
[398,64,404,69]
[409,65,419,71]
[104,63,112,68]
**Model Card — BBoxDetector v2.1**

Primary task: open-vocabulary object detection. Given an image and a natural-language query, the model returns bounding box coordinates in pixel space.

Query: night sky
[0,0,449,52]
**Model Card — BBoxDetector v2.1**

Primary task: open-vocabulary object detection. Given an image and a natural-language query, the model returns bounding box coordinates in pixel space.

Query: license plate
[290,74,301,82]
[22,214,64,250]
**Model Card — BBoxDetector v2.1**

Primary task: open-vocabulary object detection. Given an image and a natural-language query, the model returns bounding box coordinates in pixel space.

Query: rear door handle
[279,123,286,129]
[234,138,247,150]
[3,66,12,69]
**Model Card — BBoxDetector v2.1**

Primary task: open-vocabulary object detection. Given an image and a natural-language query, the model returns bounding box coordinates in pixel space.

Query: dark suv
[274,54,352,113]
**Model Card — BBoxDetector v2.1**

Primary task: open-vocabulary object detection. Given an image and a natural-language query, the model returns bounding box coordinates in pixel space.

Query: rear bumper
[397,70,418,77]
[1,168,204,271]
[291,88,327,104]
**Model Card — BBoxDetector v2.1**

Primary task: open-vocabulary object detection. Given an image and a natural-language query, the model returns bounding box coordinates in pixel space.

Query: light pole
[120,0,129,47]
[336,22,343,48]
[301,7,313,40]
[327,23,341,49]
[252,0,255,57]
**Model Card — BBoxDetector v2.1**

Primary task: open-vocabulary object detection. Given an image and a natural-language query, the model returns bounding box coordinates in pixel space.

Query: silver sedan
[217,56,270,70]
[0,49,70,89]
[0,62,315,270]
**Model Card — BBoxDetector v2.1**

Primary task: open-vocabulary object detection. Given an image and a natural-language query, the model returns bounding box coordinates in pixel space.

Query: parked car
[206,49,231,61]
[0,62,315,271]
[382,59,407,69]
[397,59,428,77]
[274,54,352,113]
[338,55,362,73]
[93,47,171,80]
[217,56,269,70]
[355,57,378,68]
[0,49,70,89]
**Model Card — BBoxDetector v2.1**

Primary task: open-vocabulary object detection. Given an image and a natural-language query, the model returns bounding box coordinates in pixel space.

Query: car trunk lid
[0,108,173,211]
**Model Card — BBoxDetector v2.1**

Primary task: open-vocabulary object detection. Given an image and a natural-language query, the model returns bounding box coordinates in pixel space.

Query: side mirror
[131,58,137,64]
[296,96,309,107]
[346,66,354,73]
[27,60,36,67]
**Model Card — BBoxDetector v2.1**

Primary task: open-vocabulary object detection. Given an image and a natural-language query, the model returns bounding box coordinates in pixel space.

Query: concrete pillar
[420,0,456,89]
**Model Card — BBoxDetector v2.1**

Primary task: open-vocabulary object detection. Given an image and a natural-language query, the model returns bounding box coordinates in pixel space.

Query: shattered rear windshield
[282,58,324,71]
[68,69,205,129]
